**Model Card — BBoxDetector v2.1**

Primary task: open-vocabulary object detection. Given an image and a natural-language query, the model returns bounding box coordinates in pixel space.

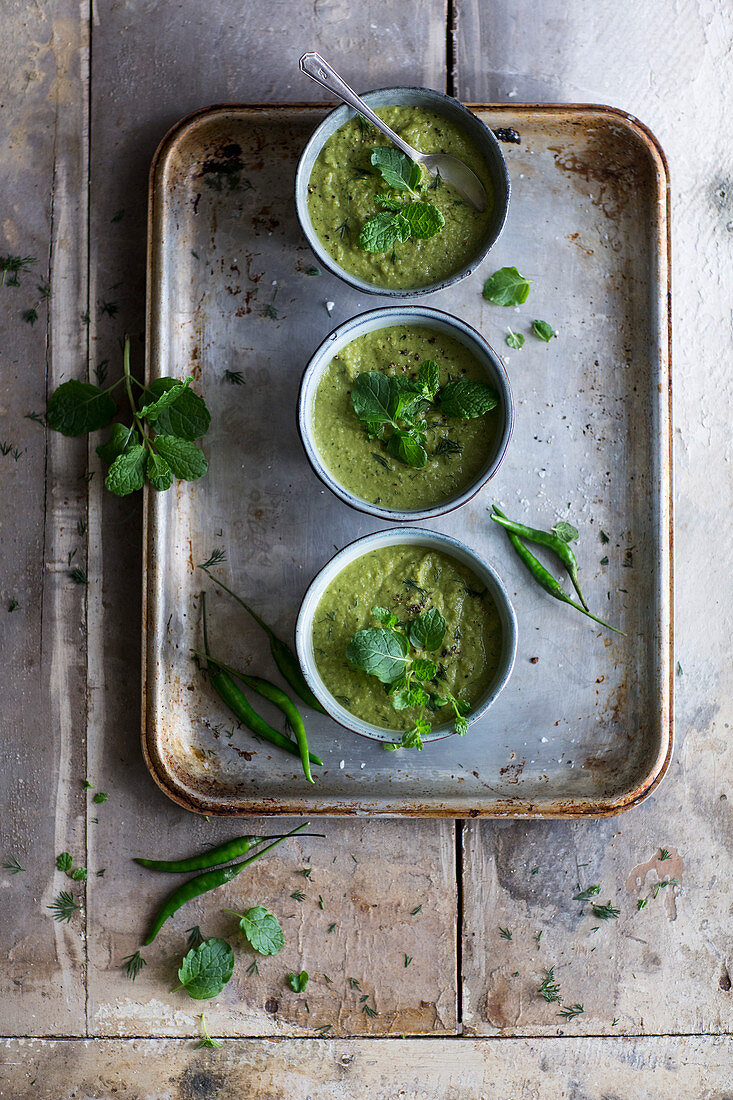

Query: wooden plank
[84,0,455,1038]
[455,0,733,1038]
[87,818,456,1036]
[0,0,89,1035]
[0,1036,731,1098]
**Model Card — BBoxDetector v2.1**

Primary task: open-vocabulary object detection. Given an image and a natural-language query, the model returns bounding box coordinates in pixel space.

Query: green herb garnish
[482,266,530,306]
[288,970,309,993]
[572,885,600,902]
[637,898,648,910]
[434,437,462,456]
[92,792,108,804]
[186,925,205,950]
[346,605,470,749]
[659,848,671,861]
[350,364,497,470]
[3,856,25,874]
[538,966,561,1003]
[227,905,284,956]
[0,255,35,286]
[357,148,444,254]
[48,890,81,922]
[590,900,620,920]
[499,926,513,941]
[195,1012,223,1048]
[175,938,234,1000]
[558,1003,584,1020]
[532,319,555,342]
[122,950,146,981]
[46,337,210,498]
[506,328,524,349]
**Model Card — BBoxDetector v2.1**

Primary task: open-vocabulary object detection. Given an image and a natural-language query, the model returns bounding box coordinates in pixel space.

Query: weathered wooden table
[1,2,731,1096]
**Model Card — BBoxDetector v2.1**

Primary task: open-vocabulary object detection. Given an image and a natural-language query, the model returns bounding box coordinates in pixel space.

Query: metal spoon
[299,52,488,212]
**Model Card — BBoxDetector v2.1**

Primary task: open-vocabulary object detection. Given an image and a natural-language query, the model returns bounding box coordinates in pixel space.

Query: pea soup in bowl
[298,306,513,521]
[295,528,518,748]
[295,87,510,296]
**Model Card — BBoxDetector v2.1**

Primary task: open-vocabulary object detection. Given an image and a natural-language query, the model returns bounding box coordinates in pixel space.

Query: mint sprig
[357,147,445,255]
[346,605,470,749]
[350,365,498,470]
[46,337,210,497]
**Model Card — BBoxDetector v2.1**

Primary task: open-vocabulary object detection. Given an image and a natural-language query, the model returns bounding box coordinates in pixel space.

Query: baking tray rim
[141,101,673,819]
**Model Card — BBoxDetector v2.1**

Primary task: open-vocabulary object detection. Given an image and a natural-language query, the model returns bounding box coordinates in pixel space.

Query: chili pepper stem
[142,821,312,945]
[201,568,272,639]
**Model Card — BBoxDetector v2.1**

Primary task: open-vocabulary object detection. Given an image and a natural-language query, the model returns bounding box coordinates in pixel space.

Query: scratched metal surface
[143,104,671,817]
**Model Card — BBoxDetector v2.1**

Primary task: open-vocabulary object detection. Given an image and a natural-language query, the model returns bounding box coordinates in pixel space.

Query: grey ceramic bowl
[295,527,518,746]
[295,86,511,297]
[298,305,514,522]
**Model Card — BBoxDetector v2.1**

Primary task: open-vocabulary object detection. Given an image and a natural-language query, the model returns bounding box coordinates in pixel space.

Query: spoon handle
[299,52,419,162]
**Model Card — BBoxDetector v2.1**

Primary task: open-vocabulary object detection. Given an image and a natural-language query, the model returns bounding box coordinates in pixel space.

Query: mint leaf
[506,328,525,349]
[177,938,234,1000]
[399,201,445,240]
[401,721,428,750]
[352,372,394,423]
[482,266,530,306]
[47,380,117,437]
[391,687,413,711]
[152,436,207,482]
[146,451,173,492]
[439,380,498,419]
[239,906,284,956]
[532,319,555,342]
[552,521,579,543]
[412,657,437,681]
[287,970,309,993]
[409,608,447,651]
[148,377,211,440]
[138,377,191,421]
[417,360,440,399]
[346,627,410,683]
[105,444,146,496]
[386,429,428,469]
[358,211,406,253]
[96,422,135,466]
[56,852,73,873]
[374,194,404,212]
[372,606,399,628]
[370,147,421,193]
[388,378,428,422]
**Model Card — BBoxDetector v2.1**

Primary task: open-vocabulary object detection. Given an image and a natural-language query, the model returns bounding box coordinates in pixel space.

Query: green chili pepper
[490,511,588,609]
[134,832,324,873]
[200,568,326,714]
[142,822,310,945]
[491,506,625,635]
[194,648,316,785]
[200,595,322,777]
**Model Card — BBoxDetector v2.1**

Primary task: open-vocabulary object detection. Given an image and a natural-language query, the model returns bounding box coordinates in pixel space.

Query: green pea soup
[311,323,500,511]
[311,544,503,732]
[307,106,494,290]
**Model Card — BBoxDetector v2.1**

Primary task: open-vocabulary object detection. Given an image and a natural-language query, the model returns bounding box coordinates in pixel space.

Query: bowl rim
[294,85,511,298]
[294,526,518,745]
[297,304,515,522]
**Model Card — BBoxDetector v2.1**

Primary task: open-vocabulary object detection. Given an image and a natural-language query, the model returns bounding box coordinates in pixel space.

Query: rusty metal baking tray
[142,104,672,817]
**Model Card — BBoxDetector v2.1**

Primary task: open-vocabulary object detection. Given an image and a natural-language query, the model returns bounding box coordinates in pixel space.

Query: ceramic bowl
[295,85,510,297]
[298,305,513,522]
[294,527,518,745]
